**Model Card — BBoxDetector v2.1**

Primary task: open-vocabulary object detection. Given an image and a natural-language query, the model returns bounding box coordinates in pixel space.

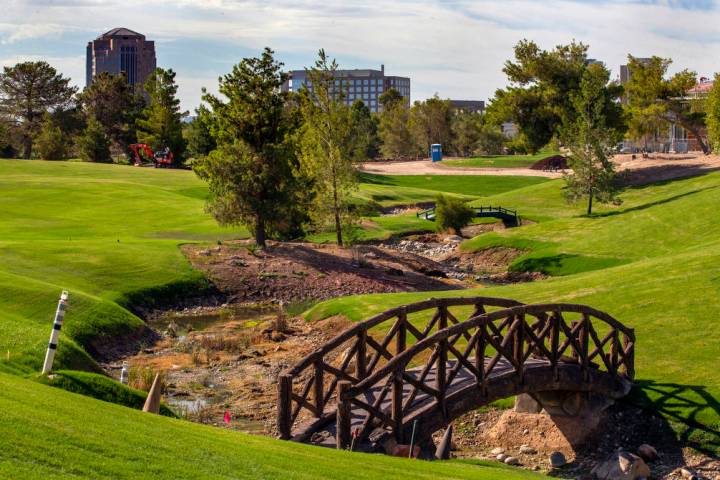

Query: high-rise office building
[86,28,156,90]
[283,65,410,113]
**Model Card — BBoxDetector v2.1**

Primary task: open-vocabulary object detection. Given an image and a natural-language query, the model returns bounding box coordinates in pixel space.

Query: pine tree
[34,114,66,160]
[77,118,111,163]
[136,68,187,161]
[563,63,626,215]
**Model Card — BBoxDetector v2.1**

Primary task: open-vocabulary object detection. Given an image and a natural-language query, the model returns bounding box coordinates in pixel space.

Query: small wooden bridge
[417,205,519,226]
[277,297,634,452]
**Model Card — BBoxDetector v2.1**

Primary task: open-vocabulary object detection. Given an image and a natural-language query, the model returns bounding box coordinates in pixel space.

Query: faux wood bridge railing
[276,297,523,441]
[416,205,519,225]
[335,303,634,449]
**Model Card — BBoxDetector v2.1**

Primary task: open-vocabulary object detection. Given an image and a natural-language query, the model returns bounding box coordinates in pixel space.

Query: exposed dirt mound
[446,402,719,479]
[449,246,526,275]
[184,241,463,304]
[530,155,568,171]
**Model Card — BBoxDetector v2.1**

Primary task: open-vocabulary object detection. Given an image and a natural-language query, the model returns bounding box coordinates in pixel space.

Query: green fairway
[307,171,720,455]
[0,160,243,374]
[441,152,559,169]
[358,172,548,197]
[0,372,547,480]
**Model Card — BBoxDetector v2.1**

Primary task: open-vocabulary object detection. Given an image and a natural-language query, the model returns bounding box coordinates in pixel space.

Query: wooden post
[570,320,580,362]
[356,330,367,379]
[475,325,486,394]
[609,329,619,375]
[436,302,448,418]
[314,359,324,417]
[336,381,352,450]
[551,312,560,381]
[623,329,635,378]
[513,315,524,383]
[392,311,406,442]
[278,374,293,440]
[580,314,590,381]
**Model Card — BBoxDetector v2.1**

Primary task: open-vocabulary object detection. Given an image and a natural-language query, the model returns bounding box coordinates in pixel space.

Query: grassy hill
[0,372,546,479]
[308,171,720,455]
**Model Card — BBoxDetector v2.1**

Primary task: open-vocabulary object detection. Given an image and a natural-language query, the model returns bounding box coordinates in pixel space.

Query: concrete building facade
[283,65,410,113]
[86,28,156,90]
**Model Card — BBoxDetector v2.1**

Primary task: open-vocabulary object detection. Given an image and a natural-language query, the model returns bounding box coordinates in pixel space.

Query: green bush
[35,115,67,160]
[435,194,474,234]
[77,118,111,163]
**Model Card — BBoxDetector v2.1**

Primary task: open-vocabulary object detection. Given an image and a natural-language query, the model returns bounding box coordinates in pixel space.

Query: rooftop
[98,27,144,39]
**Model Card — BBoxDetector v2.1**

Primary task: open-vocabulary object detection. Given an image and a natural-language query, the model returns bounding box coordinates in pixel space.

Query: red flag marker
[223,410,231,424]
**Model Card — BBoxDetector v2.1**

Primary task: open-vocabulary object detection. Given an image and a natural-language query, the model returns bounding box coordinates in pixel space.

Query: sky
[1,0,719,112]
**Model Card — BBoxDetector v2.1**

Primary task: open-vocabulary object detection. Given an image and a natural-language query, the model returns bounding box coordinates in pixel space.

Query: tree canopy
[196,48,308,247]
[0,61,76,159]
[624,55,709,154]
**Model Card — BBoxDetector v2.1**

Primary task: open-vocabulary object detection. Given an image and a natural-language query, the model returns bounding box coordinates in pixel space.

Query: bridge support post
[277,374,293,440]
[336,381,352,450]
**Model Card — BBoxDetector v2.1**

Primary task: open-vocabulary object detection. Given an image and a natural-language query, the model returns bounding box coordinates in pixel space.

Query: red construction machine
[129,143,174,167]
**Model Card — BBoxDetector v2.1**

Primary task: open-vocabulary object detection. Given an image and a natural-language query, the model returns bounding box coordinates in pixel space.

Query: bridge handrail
[337,303,634,446]
[277,296,524,439]
[416,205,518,219]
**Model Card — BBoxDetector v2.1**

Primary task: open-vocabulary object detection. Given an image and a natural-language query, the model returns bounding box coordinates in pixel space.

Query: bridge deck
[304,356,549,449]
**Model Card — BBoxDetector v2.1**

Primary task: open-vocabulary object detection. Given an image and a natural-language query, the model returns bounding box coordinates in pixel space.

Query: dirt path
[360,160,561,178]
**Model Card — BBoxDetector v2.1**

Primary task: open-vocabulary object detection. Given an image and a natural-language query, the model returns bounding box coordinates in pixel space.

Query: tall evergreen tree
[195,48,308,247]
[136,68,187,160]
[185,105,217,158]
[298,49,359,246]
[0,61,76,159]
[34,114,67,160]
[563,63,626,215]
[79,72,142,151]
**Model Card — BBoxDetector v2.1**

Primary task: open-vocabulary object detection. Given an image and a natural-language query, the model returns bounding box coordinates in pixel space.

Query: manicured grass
[0,372,547,479]
[0,160,242,374]
[358,172,548,197]
[442,152,560,169]
[306,171,720,455]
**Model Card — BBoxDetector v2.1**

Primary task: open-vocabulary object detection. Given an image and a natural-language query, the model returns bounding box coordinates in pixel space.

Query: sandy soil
[360,159,561,178]
[361,152,720,185]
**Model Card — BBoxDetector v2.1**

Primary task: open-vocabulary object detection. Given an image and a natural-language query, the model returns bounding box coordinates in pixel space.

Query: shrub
[77,118,111,163]
[35,115,66,160]
[128,365,166,392]
[434,194,474,234]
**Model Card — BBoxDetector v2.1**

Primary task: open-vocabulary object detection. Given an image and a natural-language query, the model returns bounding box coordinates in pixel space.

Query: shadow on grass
[630,380,720,457]
[511,253,629,276]
[589,184,720,219]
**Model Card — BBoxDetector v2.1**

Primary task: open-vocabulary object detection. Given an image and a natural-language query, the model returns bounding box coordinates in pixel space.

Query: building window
[120,45,137,84]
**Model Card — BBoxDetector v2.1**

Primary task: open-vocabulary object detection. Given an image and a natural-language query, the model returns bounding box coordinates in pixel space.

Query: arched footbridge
[417,205,519,226]
[277,297,635,452]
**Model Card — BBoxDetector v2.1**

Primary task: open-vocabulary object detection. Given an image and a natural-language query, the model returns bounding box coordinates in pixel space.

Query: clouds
[2,0,719,110]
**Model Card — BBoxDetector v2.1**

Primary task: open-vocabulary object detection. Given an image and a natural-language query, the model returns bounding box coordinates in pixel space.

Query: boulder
[549,451,567,468]
[519,444,537,454]
[504,456,520,466]
[496,454,508,462]
[591,451,650,480]
[490,447,505,455]
[636,444,658,462]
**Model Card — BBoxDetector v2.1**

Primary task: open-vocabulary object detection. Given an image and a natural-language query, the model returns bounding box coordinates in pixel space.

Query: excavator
[129,143,174,168]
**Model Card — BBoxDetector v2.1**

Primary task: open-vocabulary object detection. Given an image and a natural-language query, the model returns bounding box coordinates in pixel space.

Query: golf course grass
[308,171,720,455]
[441,152,559,169]
[2,158,719,476]
[0,371,548,479]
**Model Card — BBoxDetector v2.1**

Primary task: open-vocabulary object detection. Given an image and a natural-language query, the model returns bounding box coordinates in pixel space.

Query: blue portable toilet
[431,144,442,162]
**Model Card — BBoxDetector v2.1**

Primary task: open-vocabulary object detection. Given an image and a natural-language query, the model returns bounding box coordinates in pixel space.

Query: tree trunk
[23,135,32,160]
[332,177,343,247]
[587,194,593,216]
[255,217,267,248]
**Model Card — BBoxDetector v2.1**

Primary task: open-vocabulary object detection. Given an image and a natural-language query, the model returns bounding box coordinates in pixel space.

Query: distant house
[448,100,485,114]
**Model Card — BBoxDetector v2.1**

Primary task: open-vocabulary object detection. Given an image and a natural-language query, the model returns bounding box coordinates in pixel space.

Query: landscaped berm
[1,157,719,479]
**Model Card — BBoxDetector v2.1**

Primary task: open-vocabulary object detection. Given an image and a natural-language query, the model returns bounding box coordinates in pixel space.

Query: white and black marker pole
[41,291,69,375]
